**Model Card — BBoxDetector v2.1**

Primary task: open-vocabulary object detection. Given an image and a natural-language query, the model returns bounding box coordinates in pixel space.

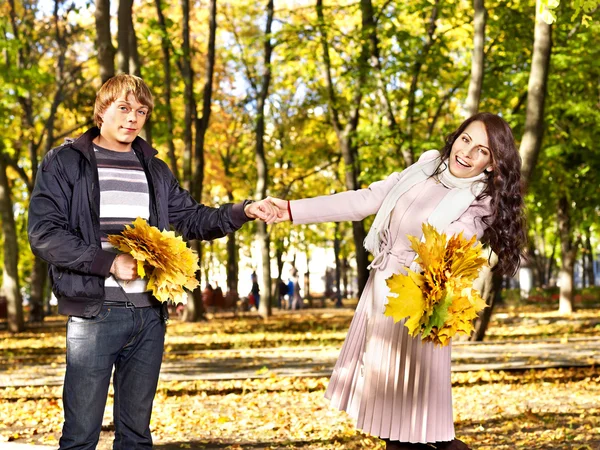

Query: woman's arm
[288,172,403,224]
[270,150,440,225]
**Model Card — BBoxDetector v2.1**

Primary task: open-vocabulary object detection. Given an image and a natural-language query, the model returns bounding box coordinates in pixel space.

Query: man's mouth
[455,155,471,168]
[122,127,137,132]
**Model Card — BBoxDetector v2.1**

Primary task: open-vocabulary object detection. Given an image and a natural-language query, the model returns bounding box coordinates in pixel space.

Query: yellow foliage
[384,270,426,334]
[108,217,199,304]
[384,223,488,346]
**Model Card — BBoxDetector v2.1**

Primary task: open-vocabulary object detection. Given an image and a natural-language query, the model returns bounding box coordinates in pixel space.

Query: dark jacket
[28,127,251,317]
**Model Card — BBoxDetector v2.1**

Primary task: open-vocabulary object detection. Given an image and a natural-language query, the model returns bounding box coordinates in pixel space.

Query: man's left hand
[244,198,282,225]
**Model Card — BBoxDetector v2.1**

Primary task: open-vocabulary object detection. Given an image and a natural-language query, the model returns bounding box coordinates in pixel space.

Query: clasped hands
[243,197,290,224]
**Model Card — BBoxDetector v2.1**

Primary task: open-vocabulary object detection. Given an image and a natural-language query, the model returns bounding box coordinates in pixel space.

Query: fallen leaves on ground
[2,307,600,449]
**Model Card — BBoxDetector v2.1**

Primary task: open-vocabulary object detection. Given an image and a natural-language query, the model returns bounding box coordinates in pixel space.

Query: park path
[1,336,598,388]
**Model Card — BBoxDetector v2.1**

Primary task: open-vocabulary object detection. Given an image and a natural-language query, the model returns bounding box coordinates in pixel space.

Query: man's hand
[110,254,139,281]
[267,197,290,223]
[244,198,282,225]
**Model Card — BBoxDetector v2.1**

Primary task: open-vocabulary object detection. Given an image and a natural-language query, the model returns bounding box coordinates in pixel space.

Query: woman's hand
[267,197,290,223]
[110,254,139,281]
[244,198,282,225]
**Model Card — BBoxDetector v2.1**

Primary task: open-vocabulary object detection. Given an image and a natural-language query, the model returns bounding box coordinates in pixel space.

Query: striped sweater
[95,144,155,306]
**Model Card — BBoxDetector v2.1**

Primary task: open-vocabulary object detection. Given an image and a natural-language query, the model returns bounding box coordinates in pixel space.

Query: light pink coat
[290,151,491,443]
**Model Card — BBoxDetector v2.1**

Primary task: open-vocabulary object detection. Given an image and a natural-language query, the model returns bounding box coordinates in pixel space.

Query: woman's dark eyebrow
[465,132,490,151]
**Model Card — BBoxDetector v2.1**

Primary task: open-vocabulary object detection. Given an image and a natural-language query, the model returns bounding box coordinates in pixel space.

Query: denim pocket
[69,307,112,324]
[149,303,168,323]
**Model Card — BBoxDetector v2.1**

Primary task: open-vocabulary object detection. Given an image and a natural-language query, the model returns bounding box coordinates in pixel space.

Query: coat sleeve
[289,150,440,225]
[444,196,492,241]
[289,172,403,225]
[162,161,252,240]
[28,149,116,276]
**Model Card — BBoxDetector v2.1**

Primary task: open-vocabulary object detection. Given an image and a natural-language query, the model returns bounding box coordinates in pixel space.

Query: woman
[269,113,526,450]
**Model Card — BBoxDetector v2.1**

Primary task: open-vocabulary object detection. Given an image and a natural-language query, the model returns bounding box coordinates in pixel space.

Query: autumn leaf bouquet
[108,217,199,304]
[384,223,488,346]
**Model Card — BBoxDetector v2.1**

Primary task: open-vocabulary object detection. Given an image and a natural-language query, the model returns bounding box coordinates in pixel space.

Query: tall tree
[465,0,486,116]
[188,0,218,321]
[519,0,553,185]
[0,151,24,332]
[180,0,194,192]
[254,0,275,318]
[315,0,371,296]
[117,0,134,74]
[556,194,576,314]
[154,0,179,179]
[474,0,553,340]
[5,0,83,322]
[95,0,115,83]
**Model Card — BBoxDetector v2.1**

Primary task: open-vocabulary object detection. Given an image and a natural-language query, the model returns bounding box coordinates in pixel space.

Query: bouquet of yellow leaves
[108,217,199,304]
[384,223,488,346]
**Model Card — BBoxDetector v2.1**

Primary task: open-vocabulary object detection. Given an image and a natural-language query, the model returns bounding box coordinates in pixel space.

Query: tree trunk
[585,228,595,287]
[192,0,217,204]
[154,0,179,180]
[316,0,370,297]
[181,240,205,321]
[405,0,439,163]
[117,0,133,74]
[254,0,275,318]
[519,1,553,184]
[95,0,115,83]
[28,257,47,322]
[226,233,238,295]
[475,1,553,340]
[471,253,501,341]
[333,223,343,307]
[557,195,575,315]
[0,154,24,332]
[180,0,194,192]
[465,0,486,116]
[341,257,349,298]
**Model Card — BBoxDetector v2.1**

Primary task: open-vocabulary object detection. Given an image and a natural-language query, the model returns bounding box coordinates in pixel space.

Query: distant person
[290,269,303,310]
[251,271,260,309]
[268,113,526,450]
[278,279,289,309]
[27,74,280,450]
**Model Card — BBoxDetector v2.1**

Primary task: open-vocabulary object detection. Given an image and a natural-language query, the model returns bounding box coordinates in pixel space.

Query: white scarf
[364,151,486,260]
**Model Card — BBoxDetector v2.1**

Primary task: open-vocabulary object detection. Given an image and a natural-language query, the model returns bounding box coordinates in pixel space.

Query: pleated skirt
[324,268,454,443]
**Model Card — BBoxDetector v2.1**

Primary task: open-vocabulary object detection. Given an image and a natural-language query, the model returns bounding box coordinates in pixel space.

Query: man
[28,74,278,449]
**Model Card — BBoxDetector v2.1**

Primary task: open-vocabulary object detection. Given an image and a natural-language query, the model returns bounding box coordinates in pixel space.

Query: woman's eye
[138,110,147,116]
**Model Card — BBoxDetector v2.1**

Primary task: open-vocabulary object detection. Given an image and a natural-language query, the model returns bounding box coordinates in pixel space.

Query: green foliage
[0,0,599,296]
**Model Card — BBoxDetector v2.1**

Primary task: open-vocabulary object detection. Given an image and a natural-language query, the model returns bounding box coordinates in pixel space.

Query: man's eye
[138,110,147,116]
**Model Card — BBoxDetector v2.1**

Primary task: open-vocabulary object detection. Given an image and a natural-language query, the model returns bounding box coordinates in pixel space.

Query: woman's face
[448,121,493,178]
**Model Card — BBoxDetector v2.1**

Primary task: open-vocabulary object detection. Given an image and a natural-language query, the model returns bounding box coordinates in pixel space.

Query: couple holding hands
[29,74,525,450]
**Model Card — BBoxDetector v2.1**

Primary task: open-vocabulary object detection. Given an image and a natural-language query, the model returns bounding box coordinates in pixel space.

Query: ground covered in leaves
[1,304,599,449]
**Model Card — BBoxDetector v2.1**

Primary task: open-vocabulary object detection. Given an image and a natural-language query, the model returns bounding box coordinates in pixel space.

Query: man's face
[99,93,149,147]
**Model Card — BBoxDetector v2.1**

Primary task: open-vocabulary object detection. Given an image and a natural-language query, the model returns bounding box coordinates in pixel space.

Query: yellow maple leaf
[384,271,426,336]
[107,217,199,304]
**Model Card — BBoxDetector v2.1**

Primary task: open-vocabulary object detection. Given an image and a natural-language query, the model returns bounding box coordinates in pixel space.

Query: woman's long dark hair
[439,112,526,276]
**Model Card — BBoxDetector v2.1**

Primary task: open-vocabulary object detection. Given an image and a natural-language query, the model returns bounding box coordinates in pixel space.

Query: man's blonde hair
[94,74,154,126]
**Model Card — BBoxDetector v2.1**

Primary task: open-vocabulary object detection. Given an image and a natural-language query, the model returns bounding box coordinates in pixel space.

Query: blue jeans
[59,304,165,450]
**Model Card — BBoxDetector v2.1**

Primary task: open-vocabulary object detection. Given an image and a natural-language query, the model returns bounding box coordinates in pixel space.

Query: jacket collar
[70,127,158,161]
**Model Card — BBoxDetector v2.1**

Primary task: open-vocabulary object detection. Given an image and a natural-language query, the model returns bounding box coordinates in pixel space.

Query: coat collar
[70,127,158,161]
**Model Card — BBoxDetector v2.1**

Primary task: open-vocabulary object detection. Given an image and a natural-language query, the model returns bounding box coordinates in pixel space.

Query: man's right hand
[110,254,139,281]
